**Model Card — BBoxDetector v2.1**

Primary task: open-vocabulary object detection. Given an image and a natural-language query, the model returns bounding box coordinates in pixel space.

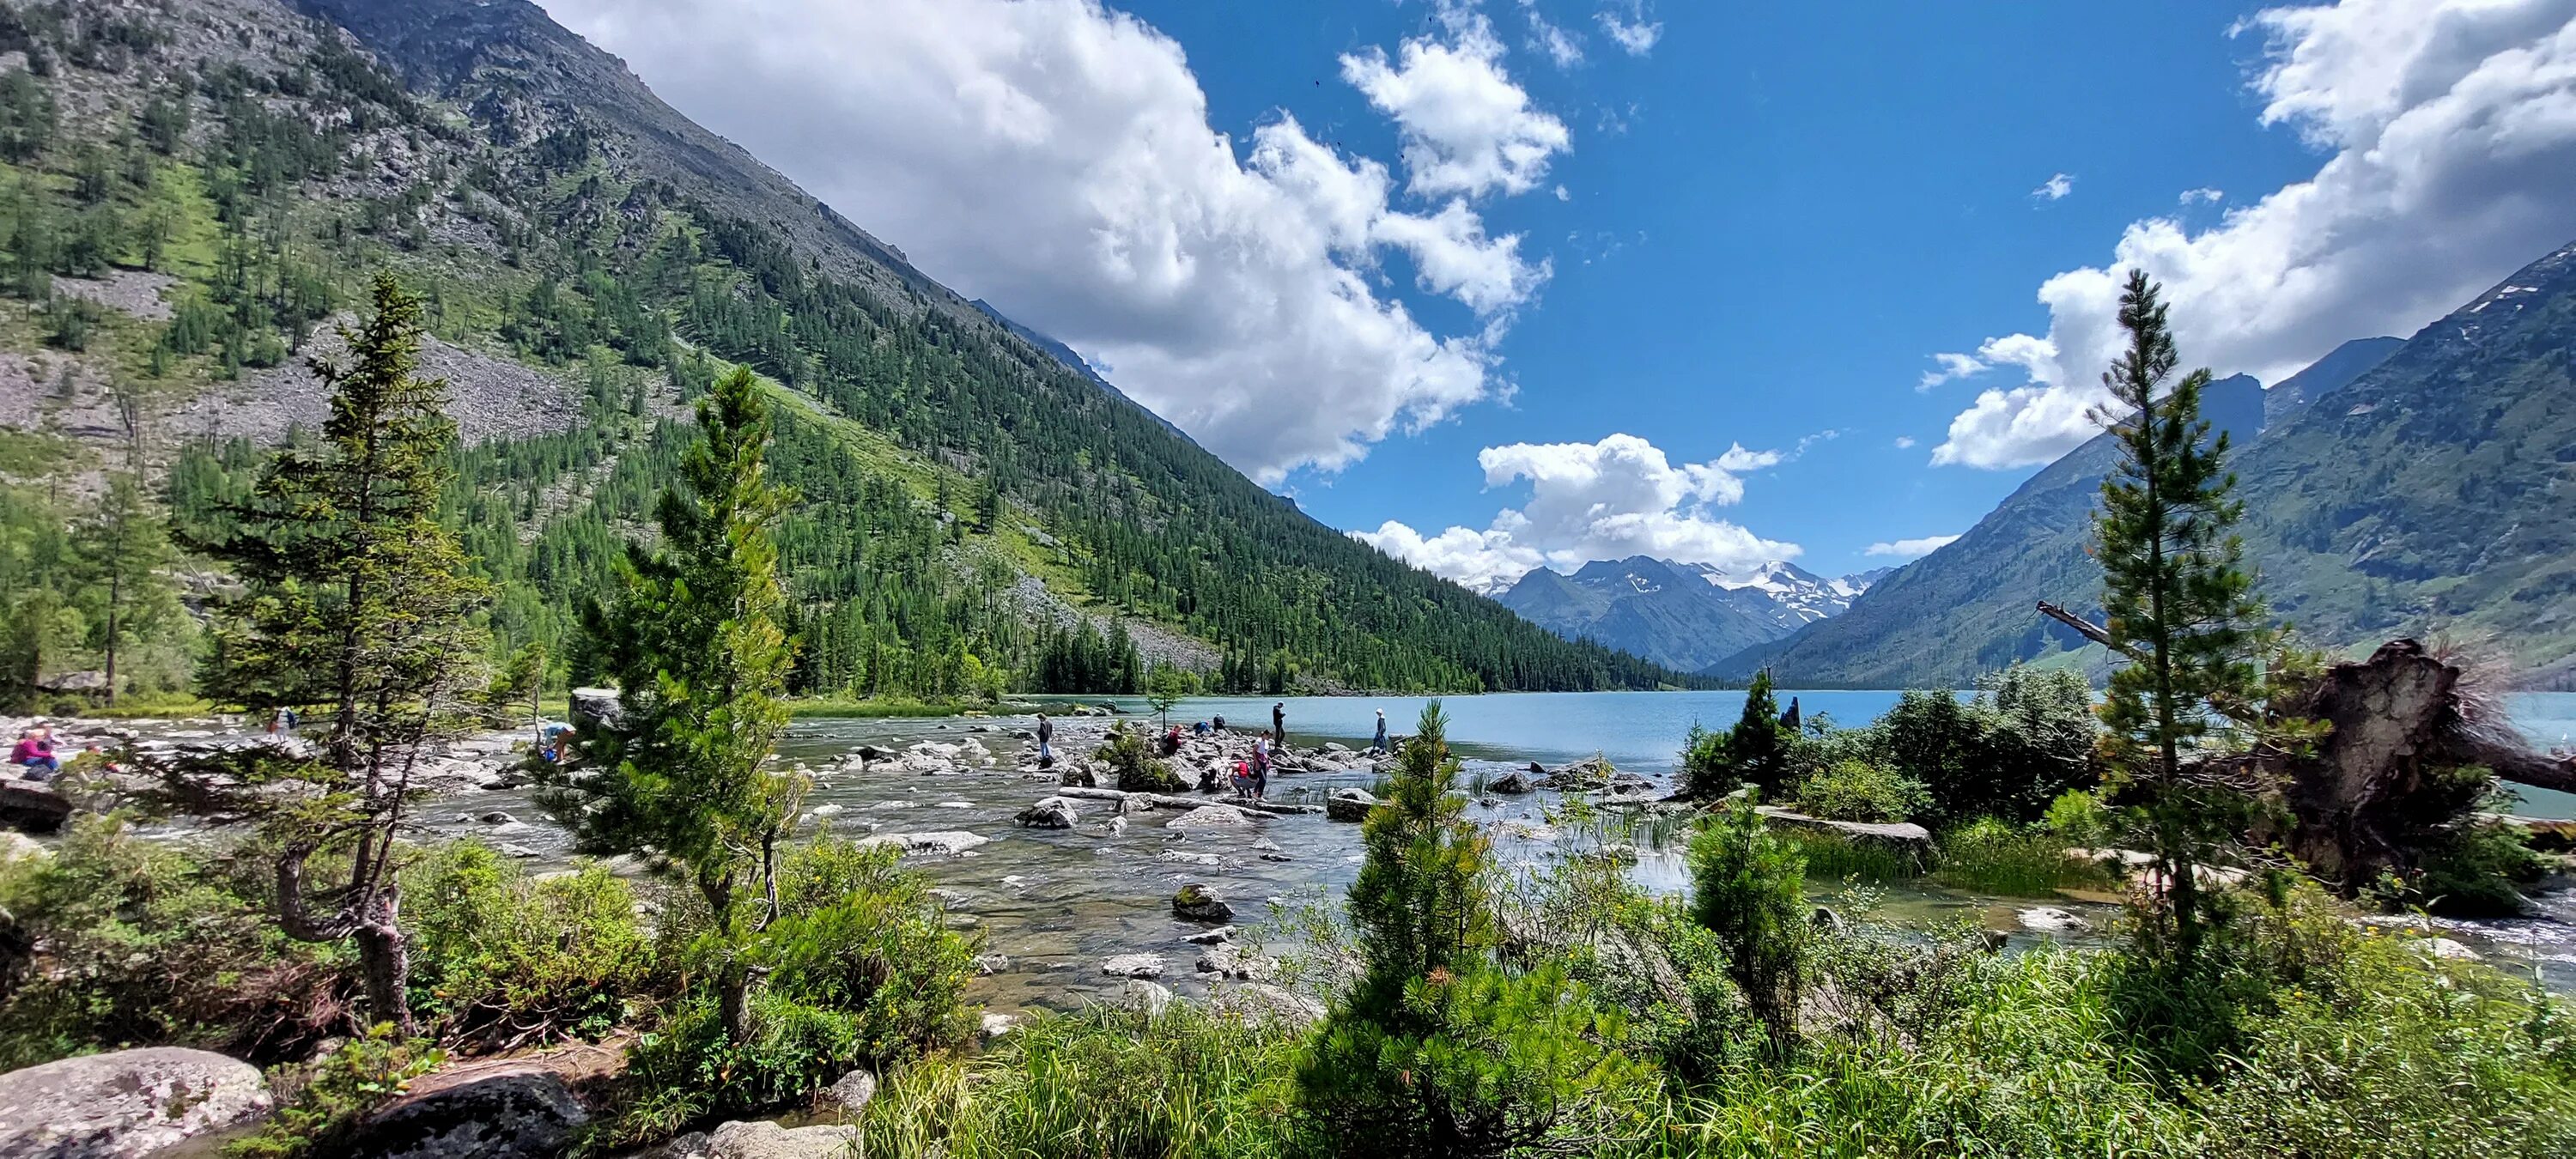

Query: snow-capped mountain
[1490,557,1888,674]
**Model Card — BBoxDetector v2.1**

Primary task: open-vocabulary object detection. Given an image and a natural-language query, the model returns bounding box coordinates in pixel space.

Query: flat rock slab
[704,1120,863,1159]
[852,830,989,857]
[0,1047,272,1157]
[351,1066,588,1159]
[1753,806,1932,848]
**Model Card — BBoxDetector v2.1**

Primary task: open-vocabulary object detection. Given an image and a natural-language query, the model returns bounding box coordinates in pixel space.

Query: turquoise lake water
[1064,689,2576,819]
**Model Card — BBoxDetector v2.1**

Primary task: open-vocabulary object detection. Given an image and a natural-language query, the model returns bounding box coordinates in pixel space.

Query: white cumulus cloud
[2032,172,2076,201]
[1353,434,1800,589]
[1342,9,1573,199]
[1893,435,1917,449]
[1917,351,1988,391]
[1865,534,1961,559]
[536,0,1561,483]
[1935,0,2576,470]
[2180,186,2227,204]
[1521,0,1587,69]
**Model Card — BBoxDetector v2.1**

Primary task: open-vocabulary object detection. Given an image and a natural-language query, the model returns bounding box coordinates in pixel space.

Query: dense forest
[0,0,1694,707]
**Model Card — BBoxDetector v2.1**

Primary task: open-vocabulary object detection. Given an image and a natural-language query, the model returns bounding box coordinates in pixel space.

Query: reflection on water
[413,695,2576,1014]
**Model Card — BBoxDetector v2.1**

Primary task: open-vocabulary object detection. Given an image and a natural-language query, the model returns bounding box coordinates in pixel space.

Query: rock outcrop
[349,1065,588,1159]
[0,1047,272,1156]
[1324,787,1376,822]
[1014,797,1078,829]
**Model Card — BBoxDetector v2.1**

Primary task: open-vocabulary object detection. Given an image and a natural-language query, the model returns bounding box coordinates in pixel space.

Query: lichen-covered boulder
[1172,883,1235,924]
[0,1047,271,1156]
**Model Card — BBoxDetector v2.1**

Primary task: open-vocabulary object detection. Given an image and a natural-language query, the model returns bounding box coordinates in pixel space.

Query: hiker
[12,727,59,780]
[539,723,575,763]
[1035,713,1055,768]
[1271,701,1285,746]
[1192,719,1210,737]
[264,706,299,736]
[1229,758,1255,799]
[1371,708,1388,755]
[1161,724,1183,756]
[1251,736,1272,801]
[1212,713,1227,732]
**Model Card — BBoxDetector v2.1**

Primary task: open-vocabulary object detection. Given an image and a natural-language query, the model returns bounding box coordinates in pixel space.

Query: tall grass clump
[1935,817,2108,897]
[1784,830,1923,883]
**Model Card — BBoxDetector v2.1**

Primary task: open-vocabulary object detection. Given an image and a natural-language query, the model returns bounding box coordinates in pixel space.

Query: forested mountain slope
[1733,246,2576,689]
[0,0,1689,701]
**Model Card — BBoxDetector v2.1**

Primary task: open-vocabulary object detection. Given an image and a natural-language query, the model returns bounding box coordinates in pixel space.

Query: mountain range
[1728,237,2576,689]
[1493,558,1887,674]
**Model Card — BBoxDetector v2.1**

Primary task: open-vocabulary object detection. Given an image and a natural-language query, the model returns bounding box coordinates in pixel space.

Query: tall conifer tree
[538,365,803,1040]
[2092,270,2275,968]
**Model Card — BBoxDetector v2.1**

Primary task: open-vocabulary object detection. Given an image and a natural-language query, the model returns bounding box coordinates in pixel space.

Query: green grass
[1933,817,2111,897]
[1785,830,1927,883]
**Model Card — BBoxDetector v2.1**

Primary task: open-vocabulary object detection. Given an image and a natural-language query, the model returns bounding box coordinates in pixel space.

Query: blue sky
[546,0,2576,586]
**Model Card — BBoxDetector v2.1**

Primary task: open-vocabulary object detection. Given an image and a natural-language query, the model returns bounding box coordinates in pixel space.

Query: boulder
[0,1047,272,1156]
[1324,788,1377,822]
[2417,937,2482,962]
[1184,926,1238,945]
[0,832,46,865]
[1015,797,1079,829]
[568,687,623,734]
[349,1066,587,1159]
[813,1069,878,1118]
[980,1011,1019,1040]
[853,830,989,857]
[1209,983,1325,1029]
[1489,770,1536,794]
[1196,943,1279,981]
[1101,953,1167,979]
[1546,756,1613,790]
[1057,763,1098,788]
[1165,804,1255,831]
[0,783,71,834]
[704,1120,863,1159]
[1118,980,1175,1016]
[1172,883,1235,924]
[2017,907,2092,933]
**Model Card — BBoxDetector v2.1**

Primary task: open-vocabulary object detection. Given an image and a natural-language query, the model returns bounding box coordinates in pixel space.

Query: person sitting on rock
[1161,725,1183,756]
[12,727,60,780]
[1230,759,1255,799]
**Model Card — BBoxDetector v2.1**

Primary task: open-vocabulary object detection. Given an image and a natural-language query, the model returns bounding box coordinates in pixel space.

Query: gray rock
[1015,797,1079,829]
[1165,804,1255,831]
[1119,980,1175,1016]
[1209,983,1325,1029]
[1545,755,1613,790]
[1752,806,1934,855]
[980,1011,1019,1040]
[0,1047,272,1156]
[2017,907,2092,933]
[853,830,990,857]
[1196,943,1279,981]
[477,811,518,825]
[349,1066,587,1158]
[705,1119,863,1159]
[0,832,47,865]
[0,783,71,834]
[1184,926,1237,945]
[1172,883,1234,924]
[1101,953,1167,979]
[1324,788,1377,822]
[568,687,623,734]
[500,843,542,859]
[813,1069,878,1118]
[1489,770,1536,793]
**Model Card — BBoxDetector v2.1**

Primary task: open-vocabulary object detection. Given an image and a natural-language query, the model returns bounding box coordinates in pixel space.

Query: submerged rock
[1172,883,1235,924]
[0,1047,272,1156]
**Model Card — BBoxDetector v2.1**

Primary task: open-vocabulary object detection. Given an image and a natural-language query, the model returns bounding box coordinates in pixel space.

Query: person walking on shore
[1035,713,1055,768]
[1271,701,1286,747]
[1371,708,1388,755]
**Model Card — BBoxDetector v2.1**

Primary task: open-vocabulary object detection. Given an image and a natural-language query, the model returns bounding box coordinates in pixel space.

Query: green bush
[1791,759,1928,823]
[2403,816,2543,917]
[1687,799,1807,1046]
[605,835,978,1143]
[1097,720,1184,792]
[1876,667,2099,826]
[2040,788,2112,847]
[401,842,668,1051]
[0,815,352,1068]
[226,1025,442,1159]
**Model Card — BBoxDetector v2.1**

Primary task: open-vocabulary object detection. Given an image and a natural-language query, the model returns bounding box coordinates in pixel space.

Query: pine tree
[1300,702,1639,1156]
[190,276,490,1034]
[537,365,804,1041]
[70,471,182,706]
[2091,270,2275,970]
[1687,794,1807,1049]
[1728,670,1786,796]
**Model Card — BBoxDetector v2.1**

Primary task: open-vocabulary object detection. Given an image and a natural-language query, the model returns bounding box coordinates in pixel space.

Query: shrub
[227,1025,442,1159]
[603,836,978,1143]
[1934,816,2105,897]
[401,842,668,1052]
[1876,667,2099,826]
[2041,788,2112,847]
[1792,759,1928,823]
[1097,720,1183,792]
[0,816,354,1068]
[1686,798,1807,1047]
[1301,703,1648,1156]
[2401,816,2543,917]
